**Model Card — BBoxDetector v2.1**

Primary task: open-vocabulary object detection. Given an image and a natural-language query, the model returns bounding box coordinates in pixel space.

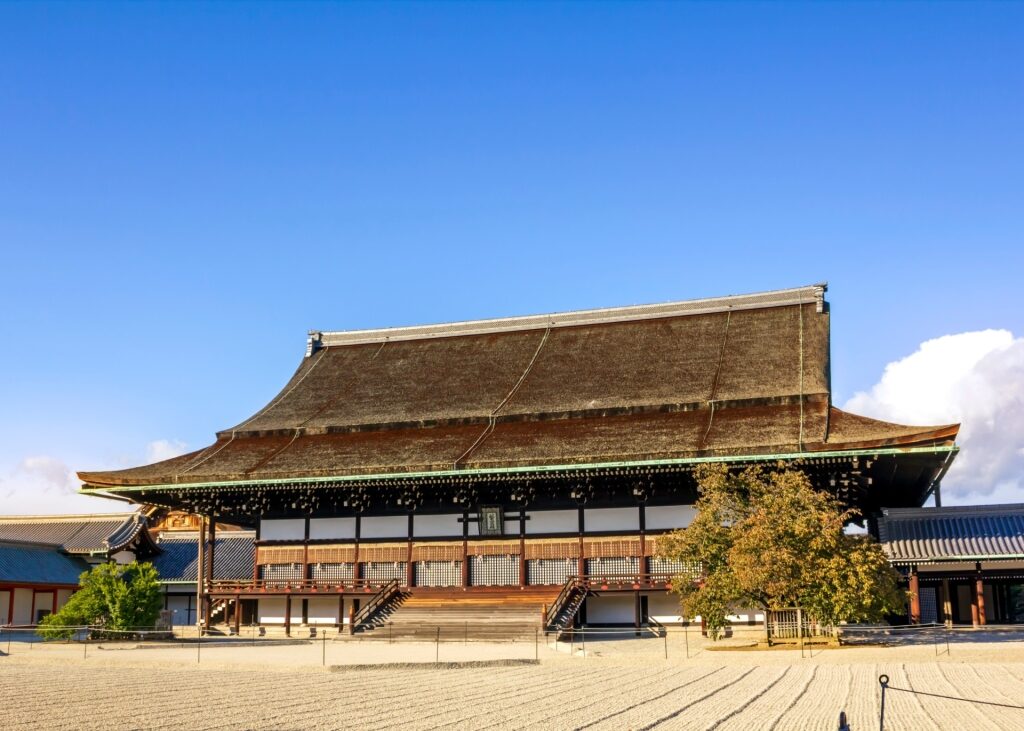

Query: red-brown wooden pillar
[461,510,470,589]
[52,591,58,616]
[284,594,292,636]
[196,515,206,632]
[205,519,216,628]
[406,514,415,588]
[976,563,986,626]
[908,568,921,624]
[577,507,586,578]
[302,518,310,589]
[233,598,241,635]
[519,511,527,588]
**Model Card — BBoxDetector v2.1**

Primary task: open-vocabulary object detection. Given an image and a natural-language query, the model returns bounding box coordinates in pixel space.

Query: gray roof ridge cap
[312,284,828,348]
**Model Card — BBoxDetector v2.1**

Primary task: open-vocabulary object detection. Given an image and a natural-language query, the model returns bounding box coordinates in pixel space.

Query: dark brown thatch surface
[78,287,958,488]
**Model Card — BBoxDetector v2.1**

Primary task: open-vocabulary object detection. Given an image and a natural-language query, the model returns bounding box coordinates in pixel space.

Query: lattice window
[310,562,354,583]
[585,556,640,577]
[415,561,462,588]
[469,555,519,586]
[527,558,576,586]
[260,563,304,584]
[361,561,407,583]
[648,557,701,578]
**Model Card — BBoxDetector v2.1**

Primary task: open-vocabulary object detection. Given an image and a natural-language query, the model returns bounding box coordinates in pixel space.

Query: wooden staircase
[356,588,559,641]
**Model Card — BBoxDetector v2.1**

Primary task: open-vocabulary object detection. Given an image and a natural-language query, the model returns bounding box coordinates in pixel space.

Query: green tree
[657,464,906,639]
[38,561,163,640]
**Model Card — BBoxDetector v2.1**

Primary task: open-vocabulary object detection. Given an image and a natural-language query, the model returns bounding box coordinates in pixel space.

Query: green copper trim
[79,444,958,495]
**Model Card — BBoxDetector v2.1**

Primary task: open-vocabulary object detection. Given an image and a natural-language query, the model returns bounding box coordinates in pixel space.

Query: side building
[78,285,959,633]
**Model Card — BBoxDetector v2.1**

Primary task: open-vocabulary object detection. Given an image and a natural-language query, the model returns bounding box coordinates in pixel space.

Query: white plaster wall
[34,592,54,619]
[260,519,306,541]
[0,590,9,624]
[726,608,765,623]
[585,595,635,624]
[526,509,578,535]
[504,519,520,536]
[12,588,33,625]
[258,597,288,624]
[585,507,639,532]
[110,550,136,565]
[648,593,685,624]
[166,594,194,626]
[306,597,340,625]
[414,514,463,538]
[360,516,409,539]
[309,517,356,540]
[646,505,697,531]
[57,589,74,610]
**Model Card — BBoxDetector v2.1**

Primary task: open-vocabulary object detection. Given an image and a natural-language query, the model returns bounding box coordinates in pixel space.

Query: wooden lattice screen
[411,543,462,562]
[307,545,356,564]
[583,537,641,559]
[524,540,580,560]
[256,546,304,565]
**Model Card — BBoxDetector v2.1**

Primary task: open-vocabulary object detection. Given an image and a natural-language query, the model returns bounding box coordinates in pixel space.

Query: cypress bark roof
[79,285,958,489]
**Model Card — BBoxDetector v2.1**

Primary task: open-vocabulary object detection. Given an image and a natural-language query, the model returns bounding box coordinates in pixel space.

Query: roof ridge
[309,283,828,350]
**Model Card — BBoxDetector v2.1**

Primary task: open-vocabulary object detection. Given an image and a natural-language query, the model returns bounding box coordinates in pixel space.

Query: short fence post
[878,674,889,731]
[83,629,87,659]
[838,710,850,730]
[581,627,586,657]
[684,623,690,659]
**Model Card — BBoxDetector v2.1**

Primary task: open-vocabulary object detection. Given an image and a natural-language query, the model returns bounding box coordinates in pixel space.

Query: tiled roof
[877,504,1024,563]
[78,285,958,488]
[152,532,255,582]
[0,513,145,554]
[0,540,90,585]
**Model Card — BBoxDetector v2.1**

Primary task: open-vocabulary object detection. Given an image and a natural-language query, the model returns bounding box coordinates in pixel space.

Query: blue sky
[1,2,1022,512]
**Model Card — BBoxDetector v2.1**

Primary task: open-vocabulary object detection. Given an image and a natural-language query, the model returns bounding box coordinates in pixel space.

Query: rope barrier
[884,684,1024,710]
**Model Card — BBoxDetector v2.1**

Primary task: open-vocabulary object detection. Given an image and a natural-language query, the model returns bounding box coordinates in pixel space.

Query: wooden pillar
[461,509,470,588]
[196,515,206,632]
[976,564,986,626]
[338,595,344,628]
[284,595,291,637]
[205,519,216,628]
[638,503,647,580]
[406,514,415,588]
[354,515,362,585]
[233,598,241,635]
[908,568,920,624]
[634,591,642,636]
[941,579,952,626]
[252,521,261,587]
[8,590,14,626]
[519,511,527,588]
[52,590,58,615]
[577,506,586,578]
[302,518,310,589]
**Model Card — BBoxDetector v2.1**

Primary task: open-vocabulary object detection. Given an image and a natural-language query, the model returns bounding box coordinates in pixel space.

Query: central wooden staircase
[355,588,560,641]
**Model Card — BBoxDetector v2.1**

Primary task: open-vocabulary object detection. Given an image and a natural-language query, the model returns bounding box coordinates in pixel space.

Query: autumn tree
[38,561,163,640]
[657,464,905,639]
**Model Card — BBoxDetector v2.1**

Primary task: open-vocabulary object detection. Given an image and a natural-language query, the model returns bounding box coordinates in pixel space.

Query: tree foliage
[657,464,906,638]
[38,561,163,640]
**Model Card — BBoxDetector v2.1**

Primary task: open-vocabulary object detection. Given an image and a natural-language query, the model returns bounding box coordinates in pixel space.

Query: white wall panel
[34,592,54,620]
[645,505,697,531]
[526,509,578,535]
[260,519,306,541]
[413,514,463,538]
[57,589,74,610]
[585,507,639,532]
[360,516,409,539]
[647,593,684,624]
[306,597,340,625]
[309,517,356,540]
[585,595,635,624]
[258,597,288,624]
[13,588,33,625]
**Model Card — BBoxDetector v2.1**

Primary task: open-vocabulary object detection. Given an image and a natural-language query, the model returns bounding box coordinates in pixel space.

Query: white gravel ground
[3,634,1024,729]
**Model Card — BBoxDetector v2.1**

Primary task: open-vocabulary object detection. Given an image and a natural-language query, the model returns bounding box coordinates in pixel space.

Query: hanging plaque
[478,506,504,536]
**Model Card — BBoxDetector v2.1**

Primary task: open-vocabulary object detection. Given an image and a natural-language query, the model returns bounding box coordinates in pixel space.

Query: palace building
[77,284,960,634]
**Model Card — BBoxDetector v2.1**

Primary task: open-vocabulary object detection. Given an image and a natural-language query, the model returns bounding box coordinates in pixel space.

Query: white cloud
[844,330,1024,505]
[0,439,189,515]
[146,439,189,464]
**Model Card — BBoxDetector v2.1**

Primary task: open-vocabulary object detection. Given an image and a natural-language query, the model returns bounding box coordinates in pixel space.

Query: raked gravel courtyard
[3,634,1024,729]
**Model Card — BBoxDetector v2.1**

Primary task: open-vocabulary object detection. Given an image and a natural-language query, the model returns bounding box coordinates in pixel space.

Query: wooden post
[196,515,206,633]
[976,564,986,626]
[941,579,952,626]
[51,591,58,616]
[406,514,415,588]
[519,511,527,587]
[302,518,310,589]
[205,519,216,628]
[338,595,344,629]
[577,506,586,578]
[233,598,242,635]
[461,509,470,588]
[638,503,647,581]
[284,595,292,637]
[348,603,355,635]
[634,591,642,637]
[908,568,920,624]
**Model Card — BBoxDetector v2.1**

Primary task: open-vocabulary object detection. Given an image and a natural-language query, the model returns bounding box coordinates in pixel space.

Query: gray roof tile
[152,532,255,581]
[878,504,1024,563]
[0,541,90,585]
